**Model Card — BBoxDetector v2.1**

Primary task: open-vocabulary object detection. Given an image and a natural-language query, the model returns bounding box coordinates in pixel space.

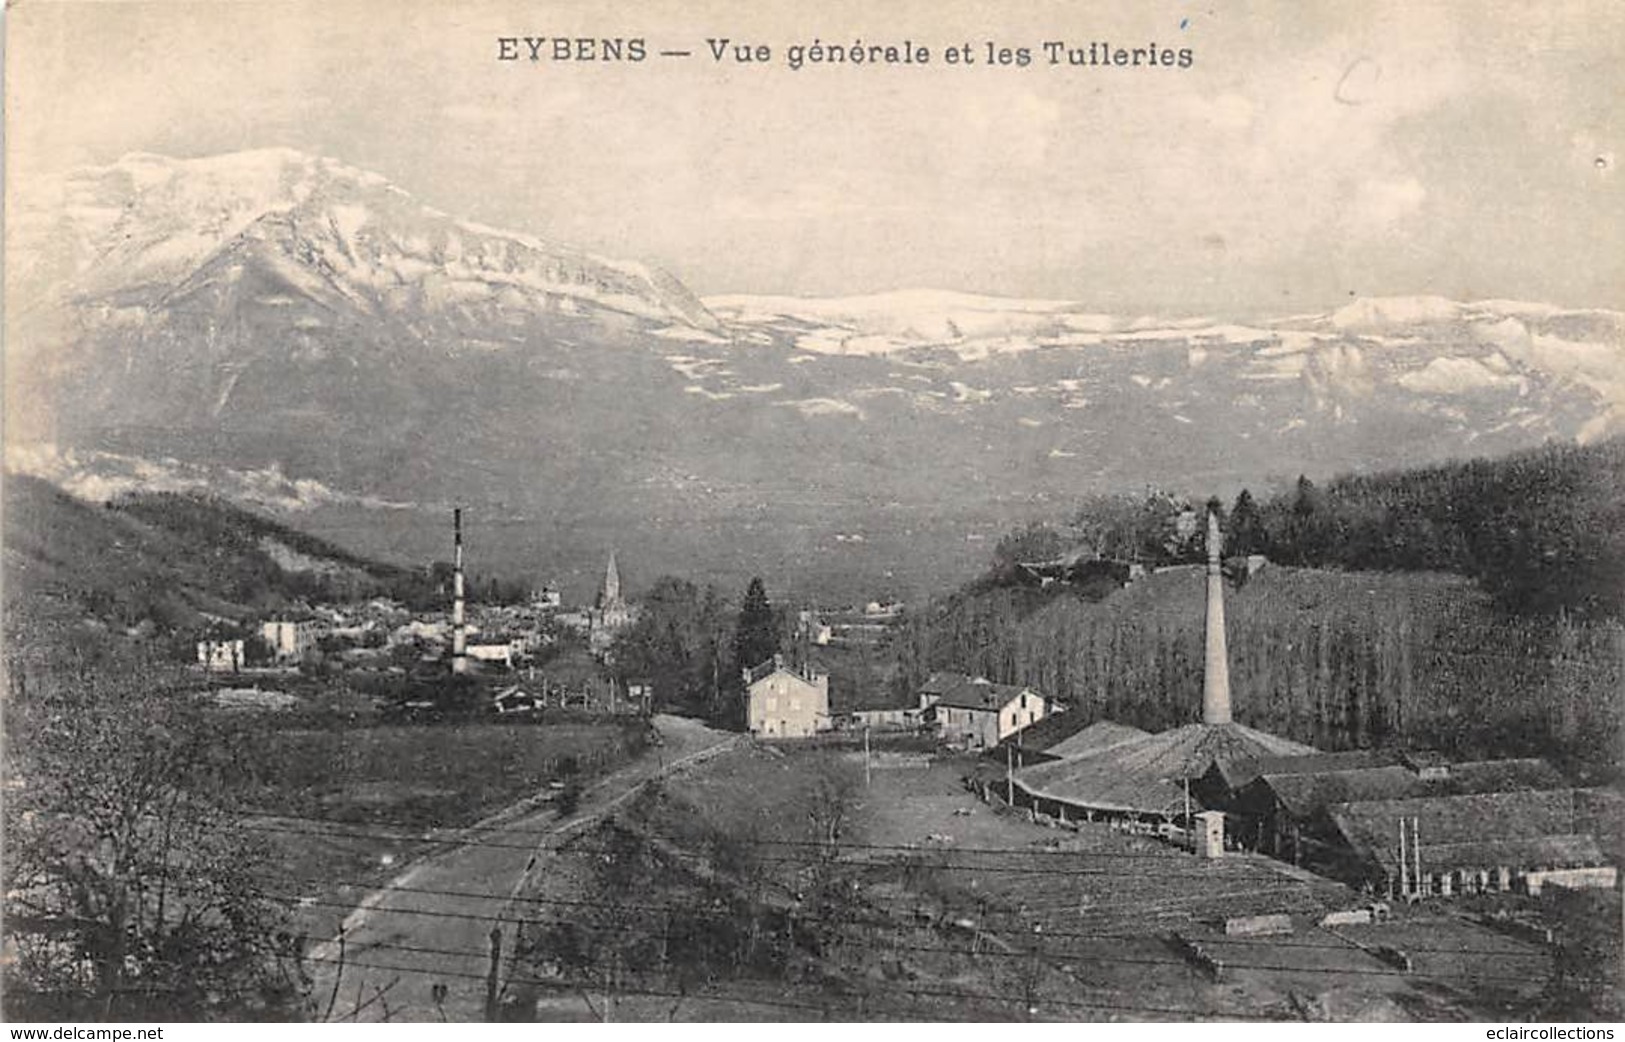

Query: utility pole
[484,927,502,1022]
[864,727,872,788]
[1184,777,1193,852]
[1412,816,1422,898]
[452,508,468,676]
[1006,743,1014,805]
[1398,817,1408,898]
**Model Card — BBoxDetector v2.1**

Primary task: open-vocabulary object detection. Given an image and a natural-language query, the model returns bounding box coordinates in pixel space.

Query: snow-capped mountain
[703,289,1625,443]
[708,290,1622,405]
[7,147,714,427]
[12,148,715,328]
[8,148,1622,599]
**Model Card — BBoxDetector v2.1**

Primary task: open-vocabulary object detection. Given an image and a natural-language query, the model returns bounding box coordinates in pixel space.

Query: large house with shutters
[744,655,831,738]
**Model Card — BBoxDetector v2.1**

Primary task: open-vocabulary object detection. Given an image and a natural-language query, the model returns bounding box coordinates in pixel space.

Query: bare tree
[805,758,860,862]
[3,681,307,1020]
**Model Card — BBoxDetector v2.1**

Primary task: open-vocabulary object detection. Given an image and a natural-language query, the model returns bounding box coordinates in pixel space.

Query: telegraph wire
[233,816,1405,882]
[99,863,1565,962]
[293,926,1567,994]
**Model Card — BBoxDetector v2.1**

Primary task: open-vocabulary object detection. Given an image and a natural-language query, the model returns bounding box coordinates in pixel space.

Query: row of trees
[608,576,788,728]
[985,490,1216,586]
[894,566,1624,773]
[1248,441,1625,619]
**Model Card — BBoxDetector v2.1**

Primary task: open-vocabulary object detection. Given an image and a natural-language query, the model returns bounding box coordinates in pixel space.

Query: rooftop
[1329,788,1605,874]
[1042,720,1151,760]
[935,677,1038,712]
[1247,757,1569,820]
[1218,748,1401,791]
[744,655,824,687]
[1015,721,1316,817]
[918,670,973,696]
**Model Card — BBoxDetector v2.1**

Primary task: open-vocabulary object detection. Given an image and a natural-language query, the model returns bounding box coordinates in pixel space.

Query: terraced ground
[508,746,1565,1022]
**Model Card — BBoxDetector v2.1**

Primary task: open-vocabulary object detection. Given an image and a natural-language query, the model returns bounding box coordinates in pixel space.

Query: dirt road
[304,714,739,1022]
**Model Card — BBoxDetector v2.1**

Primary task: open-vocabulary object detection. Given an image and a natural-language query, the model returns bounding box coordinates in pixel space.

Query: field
[215,716,648,940]
[509,744,1566,1022]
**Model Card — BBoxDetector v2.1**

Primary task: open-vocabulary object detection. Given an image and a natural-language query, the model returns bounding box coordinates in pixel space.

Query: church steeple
[598,550,622,610]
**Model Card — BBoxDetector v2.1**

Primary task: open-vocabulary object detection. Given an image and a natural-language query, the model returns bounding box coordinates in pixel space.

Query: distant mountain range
[8,149,1624,601]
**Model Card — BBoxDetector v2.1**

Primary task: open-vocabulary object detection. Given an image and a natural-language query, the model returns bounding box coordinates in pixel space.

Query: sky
[6,0,1623,314]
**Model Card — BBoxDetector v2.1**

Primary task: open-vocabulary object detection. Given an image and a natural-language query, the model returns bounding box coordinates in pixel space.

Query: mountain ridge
[8,147,1623,600]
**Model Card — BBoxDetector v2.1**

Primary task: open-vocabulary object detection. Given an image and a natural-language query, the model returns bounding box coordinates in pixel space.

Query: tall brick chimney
[1202,508,1231,725]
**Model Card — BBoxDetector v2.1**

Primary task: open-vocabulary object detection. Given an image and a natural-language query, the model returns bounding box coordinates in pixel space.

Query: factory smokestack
[1202,508,1232,725]
[452,507,467,676]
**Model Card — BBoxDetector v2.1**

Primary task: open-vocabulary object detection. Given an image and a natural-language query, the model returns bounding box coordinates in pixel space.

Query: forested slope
[897,438,1625,774]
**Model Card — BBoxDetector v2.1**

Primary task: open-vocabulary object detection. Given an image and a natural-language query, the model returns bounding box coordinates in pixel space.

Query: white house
[744,655,831,739]
[394,619,448,645]
[467,637,527,668]
[934,677,1047,749]
[261,619,319,662]
[196,638,244,673]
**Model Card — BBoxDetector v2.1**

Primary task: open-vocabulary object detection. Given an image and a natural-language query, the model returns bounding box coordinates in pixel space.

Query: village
[432,501,1614,1022]
[154,494,1622,1022]
[187,499,1621,912]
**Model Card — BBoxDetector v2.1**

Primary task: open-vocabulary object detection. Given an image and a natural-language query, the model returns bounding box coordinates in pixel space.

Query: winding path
[304,714,740,1022]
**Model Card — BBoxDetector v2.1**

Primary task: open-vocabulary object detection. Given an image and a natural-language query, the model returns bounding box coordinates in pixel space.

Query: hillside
[895,563,1625,774]
[1012,438,1625,621]
[2,474,407,650]
[1244,438,1625,619]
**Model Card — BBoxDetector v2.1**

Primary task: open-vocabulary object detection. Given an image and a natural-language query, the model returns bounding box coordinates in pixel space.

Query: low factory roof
[1247,757,1568,820]
[1329,788,1604,874]
[1217,748,1401,791]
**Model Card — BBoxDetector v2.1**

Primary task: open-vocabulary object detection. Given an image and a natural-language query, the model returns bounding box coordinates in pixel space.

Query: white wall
[748,670,829,737]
